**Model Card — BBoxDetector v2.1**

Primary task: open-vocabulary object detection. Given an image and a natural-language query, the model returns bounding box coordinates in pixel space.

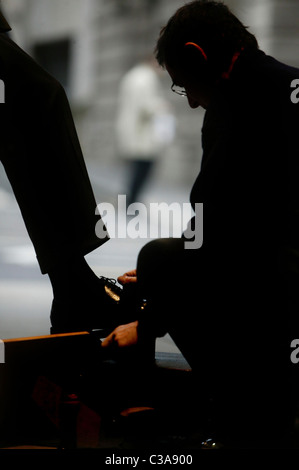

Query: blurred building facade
[1,0,299,188]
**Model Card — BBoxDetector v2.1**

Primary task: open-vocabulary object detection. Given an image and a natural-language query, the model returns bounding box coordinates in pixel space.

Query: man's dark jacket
[184,49,299,374]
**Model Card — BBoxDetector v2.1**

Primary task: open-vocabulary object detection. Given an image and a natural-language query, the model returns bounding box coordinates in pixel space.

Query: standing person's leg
[127,160,154,206]
[0,32,121,333]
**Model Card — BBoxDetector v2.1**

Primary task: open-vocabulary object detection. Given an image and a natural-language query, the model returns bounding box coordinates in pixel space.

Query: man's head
[155,0,258,108]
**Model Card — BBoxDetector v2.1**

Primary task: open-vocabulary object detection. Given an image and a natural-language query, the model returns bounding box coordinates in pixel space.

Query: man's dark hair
[155,1,258,81]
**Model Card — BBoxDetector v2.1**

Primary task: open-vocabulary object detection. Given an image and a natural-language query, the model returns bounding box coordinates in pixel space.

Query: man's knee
[137,238,184,270]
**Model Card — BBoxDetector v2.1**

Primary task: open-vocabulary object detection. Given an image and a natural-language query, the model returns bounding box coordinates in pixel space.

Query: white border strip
[0,340,4,363]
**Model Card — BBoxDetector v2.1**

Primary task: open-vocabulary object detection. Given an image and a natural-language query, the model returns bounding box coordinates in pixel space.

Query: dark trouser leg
[127,159,154,206]
[0,33,115,332]
[1,79,107,275]
[136,238,296,444]
[136,238,202,366]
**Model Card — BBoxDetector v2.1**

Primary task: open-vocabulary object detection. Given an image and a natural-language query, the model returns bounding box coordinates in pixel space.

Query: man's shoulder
[236,50,299,89]
[258,52,299,81]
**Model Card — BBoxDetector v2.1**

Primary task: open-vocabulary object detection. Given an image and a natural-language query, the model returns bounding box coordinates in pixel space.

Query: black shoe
[50,276,137,334]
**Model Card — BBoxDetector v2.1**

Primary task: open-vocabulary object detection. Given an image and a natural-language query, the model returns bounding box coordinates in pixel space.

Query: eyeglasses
[171,83,187,97]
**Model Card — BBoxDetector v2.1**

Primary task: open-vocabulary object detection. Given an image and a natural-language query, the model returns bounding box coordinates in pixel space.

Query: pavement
[0,159,192,359]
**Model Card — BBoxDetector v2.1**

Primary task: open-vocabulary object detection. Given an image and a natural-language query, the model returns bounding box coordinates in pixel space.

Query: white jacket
[116,63,174,159]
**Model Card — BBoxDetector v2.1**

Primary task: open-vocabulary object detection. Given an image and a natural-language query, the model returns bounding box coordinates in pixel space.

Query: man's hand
[101,321,139,348]
[117,269,137,285]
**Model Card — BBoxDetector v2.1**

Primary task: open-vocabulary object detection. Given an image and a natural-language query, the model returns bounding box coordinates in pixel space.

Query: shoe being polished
[50,276,137,334]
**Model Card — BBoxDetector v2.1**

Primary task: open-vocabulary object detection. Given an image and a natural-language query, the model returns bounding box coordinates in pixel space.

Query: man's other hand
[101,321,139,348]
[117,269,137,285]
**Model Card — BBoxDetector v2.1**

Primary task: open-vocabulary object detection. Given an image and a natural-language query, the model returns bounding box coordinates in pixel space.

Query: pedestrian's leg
[127,160,154,206]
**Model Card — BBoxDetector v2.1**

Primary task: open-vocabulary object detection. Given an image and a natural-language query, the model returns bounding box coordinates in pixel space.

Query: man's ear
[183,41,209,77]
[185,42,208,61]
